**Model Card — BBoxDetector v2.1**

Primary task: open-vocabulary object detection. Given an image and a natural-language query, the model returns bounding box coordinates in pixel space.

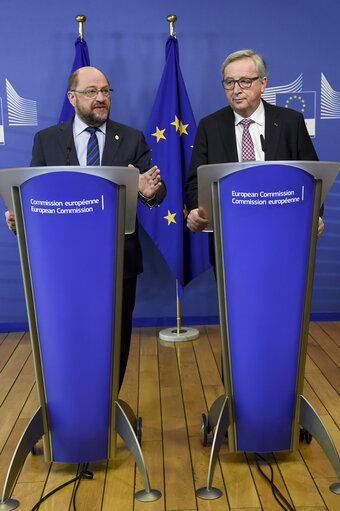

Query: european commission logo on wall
[262,74,316,137]
[0,79,37,144]
[320,73,340,119]
[0,98,4,145]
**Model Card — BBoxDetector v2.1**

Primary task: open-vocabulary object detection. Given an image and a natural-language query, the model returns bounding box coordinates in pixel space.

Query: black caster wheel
[200,413,208,446]
[31,442,38,455]
[136,416,142,445]
[304,430,313,444]
[299,427,312,444]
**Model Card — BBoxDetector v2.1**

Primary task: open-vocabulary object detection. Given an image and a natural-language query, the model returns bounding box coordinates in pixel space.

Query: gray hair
[221,49,267,79]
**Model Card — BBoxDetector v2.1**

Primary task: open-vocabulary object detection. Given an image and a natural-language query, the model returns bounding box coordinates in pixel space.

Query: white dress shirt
[234,101,265,162]
[72,114,106,165]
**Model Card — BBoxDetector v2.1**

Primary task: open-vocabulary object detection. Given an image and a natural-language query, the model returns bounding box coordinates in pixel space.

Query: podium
[195,161,340,499]
[0,166,161,510]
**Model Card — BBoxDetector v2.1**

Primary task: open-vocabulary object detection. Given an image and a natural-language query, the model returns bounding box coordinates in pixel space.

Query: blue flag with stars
[59,36,90,122]
[137,36,210,297]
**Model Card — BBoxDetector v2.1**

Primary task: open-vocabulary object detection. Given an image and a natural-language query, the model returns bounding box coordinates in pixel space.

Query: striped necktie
[85,127,100,166]
[240,118,256,161]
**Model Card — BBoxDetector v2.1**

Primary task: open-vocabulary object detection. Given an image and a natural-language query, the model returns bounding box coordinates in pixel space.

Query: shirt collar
[73,114,107,136]
[234,99,265,126]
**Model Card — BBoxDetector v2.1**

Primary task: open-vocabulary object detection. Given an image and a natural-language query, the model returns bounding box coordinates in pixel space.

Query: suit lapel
[59,118,79,166]
[219,107,238,162]
[102,119,120,165]
[263,100,281,160]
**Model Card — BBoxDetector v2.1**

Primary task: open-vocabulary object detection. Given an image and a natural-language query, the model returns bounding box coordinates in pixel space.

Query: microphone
[260,134,266,153]
[66,134,73,165]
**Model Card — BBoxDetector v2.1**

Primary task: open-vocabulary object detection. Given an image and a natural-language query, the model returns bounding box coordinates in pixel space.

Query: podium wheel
[299,427,313,444]
[201,414,208,446]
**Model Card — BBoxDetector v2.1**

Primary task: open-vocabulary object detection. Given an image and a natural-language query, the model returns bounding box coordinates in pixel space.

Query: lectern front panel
[219,164,314,452]
[21,171,117,462]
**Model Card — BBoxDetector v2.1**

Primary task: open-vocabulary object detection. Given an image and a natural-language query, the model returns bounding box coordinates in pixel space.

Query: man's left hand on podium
[5,210,16,232]
[318,216,324,239]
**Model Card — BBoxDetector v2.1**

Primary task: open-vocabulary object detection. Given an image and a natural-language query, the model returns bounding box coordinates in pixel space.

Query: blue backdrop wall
[0,0,339,330]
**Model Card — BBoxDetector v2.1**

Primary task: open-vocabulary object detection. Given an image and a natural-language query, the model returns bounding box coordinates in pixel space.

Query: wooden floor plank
[192,329,221,388]
[246,452,294,511]
[175,341,208,437]
[0,331,25,372]
[0,418,31,492]
[219,451,262,510]
[274,450,326,508]
[190,434,230,511]
[72,460,107,511]
[0,355,35,452]
[38,461,78,510]
[307,337,340,393]
[310,323,340,366]
[134,439,165,511]
[316,322,340,349]
[11,481,46,510]
[305,371,340,426]
[102,444,135,511]
[0,333,31,405]
[161,388,197,510]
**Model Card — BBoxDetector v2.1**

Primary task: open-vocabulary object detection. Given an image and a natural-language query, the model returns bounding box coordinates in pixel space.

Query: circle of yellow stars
[285,95,306,113]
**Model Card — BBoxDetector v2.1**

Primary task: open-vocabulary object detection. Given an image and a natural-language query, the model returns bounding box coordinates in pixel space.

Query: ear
[260,76,268,93]
[67,90,76,107]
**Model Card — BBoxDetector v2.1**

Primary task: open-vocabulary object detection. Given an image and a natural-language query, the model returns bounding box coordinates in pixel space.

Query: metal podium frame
[195,161,340,500]
[0,166,161,510]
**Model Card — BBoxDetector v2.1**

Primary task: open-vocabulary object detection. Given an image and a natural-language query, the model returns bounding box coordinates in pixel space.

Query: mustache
[93,100,108,106]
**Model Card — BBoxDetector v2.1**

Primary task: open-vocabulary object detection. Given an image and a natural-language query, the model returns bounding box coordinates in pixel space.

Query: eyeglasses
[221,77,260,90]
[70,88,113,98]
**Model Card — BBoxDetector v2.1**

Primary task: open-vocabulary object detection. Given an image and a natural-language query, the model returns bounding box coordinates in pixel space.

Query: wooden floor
[0,323,339,510]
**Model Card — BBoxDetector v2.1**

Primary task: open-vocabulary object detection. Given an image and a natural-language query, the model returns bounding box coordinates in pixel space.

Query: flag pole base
[159,327,199,342]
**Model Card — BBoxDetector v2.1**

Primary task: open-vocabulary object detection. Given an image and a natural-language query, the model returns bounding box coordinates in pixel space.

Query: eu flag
[137,36,210,297]
[59,36,90,122]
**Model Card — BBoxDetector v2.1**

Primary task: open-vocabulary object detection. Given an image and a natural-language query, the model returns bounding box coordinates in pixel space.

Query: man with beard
[5,66,166,388]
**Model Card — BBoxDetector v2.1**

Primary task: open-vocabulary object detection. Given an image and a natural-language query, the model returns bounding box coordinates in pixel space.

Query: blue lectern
[0,166,161,510]
[195,161,340,500]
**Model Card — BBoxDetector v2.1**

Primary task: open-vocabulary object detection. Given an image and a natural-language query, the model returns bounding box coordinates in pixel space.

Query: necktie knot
[240,118,254,129]
[85,126,98,135]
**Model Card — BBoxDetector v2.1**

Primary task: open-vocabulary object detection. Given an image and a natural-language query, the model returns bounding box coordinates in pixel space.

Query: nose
[233,81,242,93]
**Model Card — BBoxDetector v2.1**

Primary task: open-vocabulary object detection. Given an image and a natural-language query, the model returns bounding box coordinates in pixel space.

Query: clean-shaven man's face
[223,57,267,118]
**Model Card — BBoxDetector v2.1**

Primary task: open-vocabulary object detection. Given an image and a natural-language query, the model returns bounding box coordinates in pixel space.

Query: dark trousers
[119,276,137,389]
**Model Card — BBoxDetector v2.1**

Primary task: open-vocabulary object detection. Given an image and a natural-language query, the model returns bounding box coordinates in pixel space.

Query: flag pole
[158,15,199,343]
[59,14,90,123]
[76,14,86,41]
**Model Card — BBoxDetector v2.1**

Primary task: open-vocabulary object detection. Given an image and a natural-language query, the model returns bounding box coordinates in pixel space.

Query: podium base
[196,487,222,500]
[0,500,19,510]
[330,482,340,494]
[134,489,162,502]
[159,327,199,342]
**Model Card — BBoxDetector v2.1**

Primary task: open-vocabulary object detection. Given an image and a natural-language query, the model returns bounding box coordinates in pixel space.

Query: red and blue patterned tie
[240,118,256,161]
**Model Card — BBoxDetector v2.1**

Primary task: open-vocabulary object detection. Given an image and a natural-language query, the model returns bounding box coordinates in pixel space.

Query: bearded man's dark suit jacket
[30,117,166,387]
[185,100,319,264]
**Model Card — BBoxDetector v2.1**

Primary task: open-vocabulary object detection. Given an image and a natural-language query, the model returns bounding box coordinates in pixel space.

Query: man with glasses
[185,49,324,240]
[5,65,166,388]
